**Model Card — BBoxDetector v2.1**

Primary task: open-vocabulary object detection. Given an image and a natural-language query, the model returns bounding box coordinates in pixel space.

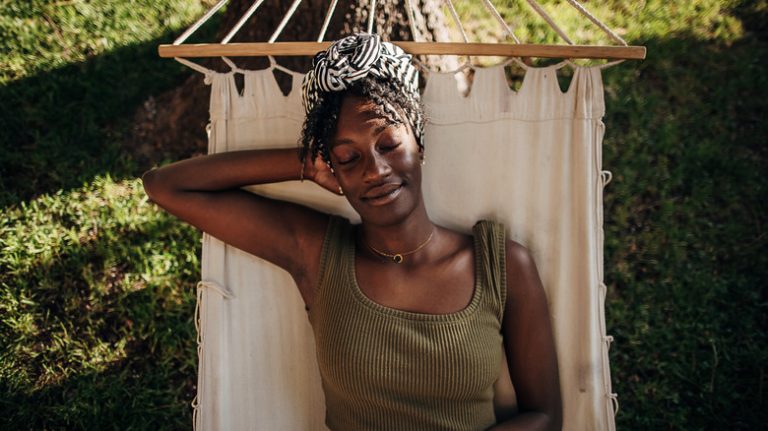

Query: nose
[362,151,391,182]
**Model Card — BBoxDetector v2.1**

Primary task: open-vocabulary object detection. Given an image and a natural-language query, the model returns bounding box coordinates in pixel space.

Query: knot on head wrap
[302,33,423,148]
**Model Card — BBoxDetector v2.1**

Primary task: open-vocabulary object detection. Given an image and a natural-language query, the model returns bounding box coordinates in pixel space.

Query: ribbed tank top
[308,216,508,431]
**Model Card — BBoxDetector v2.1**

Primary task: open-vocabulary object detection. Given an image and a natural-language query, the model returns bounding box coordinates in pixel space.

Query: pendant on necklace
[393,254,403,264]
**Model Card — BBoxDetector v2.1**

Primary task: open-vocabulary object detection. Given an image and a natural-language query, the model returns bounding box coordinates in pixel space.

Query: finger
[312,157,342,194]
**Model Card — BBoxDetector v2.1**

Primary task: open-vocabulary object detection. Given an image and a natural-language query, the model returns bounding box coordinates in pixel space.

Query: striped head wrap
[302,33,423,148]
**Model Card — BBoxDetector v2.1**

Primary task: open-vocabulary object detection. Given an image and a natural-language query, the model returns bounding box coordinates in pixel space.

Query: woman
[143,34,562,430]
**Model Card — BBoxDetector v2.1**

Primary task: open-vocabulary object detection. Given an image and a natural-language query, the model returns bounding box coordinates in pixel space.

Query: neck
[359,203,435,257]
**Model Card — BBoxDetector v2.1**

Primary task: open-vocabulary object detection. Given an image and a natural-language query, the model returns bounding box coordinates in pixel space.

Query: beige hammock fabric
[192,63,616,430]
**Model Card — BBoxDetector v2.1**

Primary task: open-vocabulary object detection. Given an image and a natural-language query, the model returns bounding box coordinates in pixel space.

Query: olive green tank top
[308,216,507,431]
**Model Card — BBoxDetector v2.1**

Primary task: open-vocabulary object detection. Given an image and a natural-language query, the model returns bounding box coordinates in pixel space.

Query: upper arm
[502,240,562,426]
[142,169,328,302]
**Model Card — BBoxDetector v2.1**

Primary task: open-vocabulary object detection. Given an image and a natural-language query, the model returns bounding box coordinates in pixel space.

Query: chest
[354,246,476,315]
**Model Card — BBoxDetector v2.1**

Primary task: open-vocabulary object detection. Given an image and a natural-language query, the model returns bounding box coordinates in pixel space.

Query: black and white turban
[302,33,423,146]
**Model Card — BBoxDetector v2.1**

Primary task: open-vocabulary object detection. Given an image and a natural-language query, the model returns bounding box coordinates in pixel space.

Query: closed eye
[337,154,359,165]
[378,142,401,153]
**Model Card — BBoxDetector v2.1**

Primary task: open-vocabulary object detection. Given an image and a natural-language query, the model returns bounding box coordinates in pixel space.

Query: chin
[353,184,422,227]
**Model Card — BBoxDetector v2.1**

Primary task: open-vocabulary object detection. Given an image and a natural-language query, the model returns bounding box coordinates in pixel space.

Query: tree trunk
[129,0,458,167]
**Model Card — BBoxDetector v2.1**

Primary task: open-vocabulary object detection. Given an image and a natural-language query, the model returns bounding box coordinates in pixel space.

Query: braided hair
[299,74,425,166]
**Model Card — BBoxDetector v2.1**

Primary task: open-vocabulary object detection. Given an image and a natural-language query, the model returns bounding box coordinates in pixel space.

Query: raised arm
[491,241,563,431]
[141,148,339,306]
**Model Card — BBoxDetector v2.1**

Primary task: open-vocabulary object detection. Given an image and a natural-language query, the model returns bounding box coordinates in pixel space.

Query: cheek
[396,149,422,176]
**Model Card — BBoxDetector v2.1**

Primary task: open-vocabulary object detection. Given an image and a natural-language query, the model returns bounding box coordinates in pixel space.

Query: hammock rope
[367,0,378,34]
[221,0,267,44]
[269,0,303,43]
[480,0,519,43]
[160,0,644,60]
[525,0,573,44]
[445,0,470,44]
[317,0,340,42]
[565,0,628,46]
[173,0,228,45]
[405,0,422,43]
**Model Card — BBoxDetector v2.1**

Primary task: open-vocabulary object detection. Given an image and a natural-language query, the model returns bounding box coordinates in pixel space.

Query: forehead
[337,95,393,130]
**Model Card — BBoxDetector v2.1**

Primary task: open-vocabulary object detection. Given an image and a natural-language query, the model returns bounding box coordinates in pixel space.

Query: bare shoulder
[504,239,537,273]
[503,239,545,302]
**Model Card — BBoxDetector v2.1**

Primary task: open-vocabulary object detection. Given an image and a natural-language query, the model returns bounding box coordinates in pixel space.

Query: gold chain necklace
[365,229,435,264]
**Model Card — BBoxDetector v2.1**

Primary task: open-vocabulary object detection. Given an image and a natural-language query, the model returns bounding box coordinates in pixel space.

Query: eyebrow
[333,123,392,146]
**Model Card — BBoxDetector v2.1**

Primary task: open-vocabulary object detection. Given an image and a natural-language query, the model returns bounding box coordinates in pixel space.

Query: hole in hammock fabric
[233,73,245,97]
[504,63,526,93]
[272,69,294,97]
[556,68,574,94]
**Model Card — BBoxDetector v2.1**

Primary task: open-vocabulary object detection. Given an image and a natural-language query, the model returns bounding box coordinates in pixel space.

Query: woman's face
[329,95,424,226]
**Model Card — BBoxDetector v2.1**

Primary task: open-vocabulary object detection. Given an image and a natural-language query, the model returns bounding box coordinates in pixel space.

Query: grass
[1,0,766,429]
[1,177,200,429]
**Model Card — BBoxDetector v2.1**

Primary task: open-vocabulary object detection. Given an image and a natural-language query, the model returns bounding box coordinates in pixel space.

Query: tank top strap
[472,220,508,322]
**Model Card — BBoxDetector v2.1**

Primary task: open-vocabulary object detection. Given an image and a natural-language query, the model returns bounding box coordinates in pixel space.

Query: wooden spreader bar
[159,41,646,60]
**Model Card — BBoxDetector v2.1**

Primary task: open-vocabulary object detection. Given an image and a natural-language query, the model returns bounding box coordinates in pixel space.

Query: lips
[361,182,403,205]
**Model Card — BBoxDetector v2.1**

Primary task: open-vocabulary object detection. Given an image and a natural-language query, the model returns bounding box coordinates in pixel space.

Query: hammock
[160,1,645,430]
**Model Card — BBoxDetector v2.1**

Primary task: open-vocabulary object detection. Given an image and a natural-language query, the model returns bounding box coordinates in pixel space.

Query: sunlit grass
[0,0,217,84]
[1,0,766,429]
[1,176,200,427]
[445,0,744,45]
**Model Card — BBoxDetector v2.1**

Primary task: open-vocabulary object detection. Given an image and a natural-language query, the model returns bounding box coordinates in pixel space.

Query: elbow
[141,167,165,203]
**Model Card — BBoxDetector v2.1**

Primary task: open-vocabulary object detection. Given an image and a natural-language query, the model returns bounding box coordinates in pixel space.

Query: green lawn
[1,0,766,429]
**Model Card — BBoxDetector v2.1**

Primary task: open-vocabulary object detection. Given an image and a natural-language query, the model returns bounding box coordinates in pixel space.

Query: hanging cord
[445,0,470,43]
[175,57,214,77]
[268,55,297,75]
[191,279,234,431]
[601,170,613,186]
[561,0,627,69]
[413,56,529,76]
[565,58,625,70]
[220,56,246,73]
[191,284,204,431]
[480,0,520,43]
[367,0,377,34]
[413,59,470,75]
[174,0,229,45]
[220,0,268,74]
[197,280,235,299]
[171,0,229,75]
[444,0,472,69]
[525,0,573,44]
[564,0,628,46]
[405,0,422,42]
[221,0,267,43]
[317,0,340,42]
[269,0,302,43]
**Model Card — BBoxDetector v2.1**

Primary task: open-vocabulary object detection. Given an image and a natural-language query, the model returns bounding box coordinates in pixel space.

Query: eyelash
[379,142,400,151]
[338,155,358,165]
[336,142,401,165]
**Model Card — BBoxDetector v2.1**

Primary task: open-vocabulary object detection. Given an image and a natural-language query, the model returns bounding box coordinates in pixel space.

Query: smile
[361,184,403,206]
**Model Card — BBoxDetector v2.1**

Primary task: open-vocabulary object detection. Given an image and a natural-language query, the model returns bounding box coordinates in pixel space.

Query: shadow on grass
[0,28,210,209]
[599,19,767,431]
[0,212,200,429]
[0,9,767,429]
